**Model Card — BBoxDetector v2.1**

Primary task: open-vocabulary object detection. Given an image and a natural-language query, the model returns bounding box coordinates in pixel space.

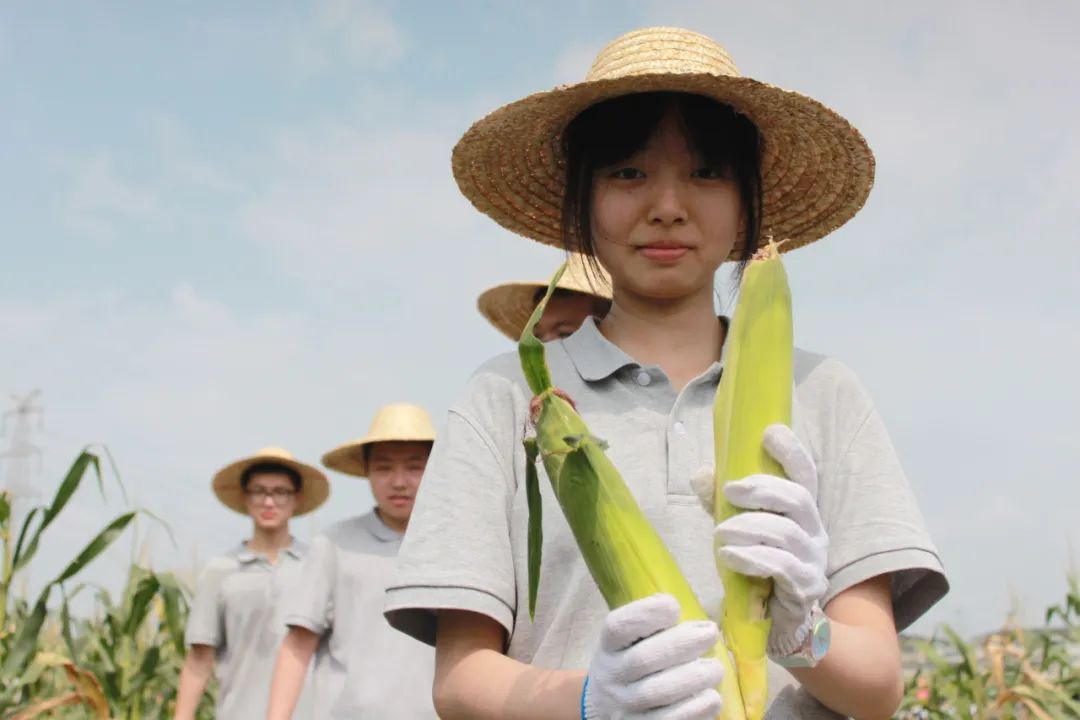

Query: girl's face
[590,110,741,303]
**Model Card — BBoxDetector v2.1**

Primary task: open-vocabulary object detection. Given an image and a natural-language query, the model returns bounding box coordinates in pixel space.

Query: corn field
[1,450,1078,718]
[897,578,1080,719]
[0,450,214,719]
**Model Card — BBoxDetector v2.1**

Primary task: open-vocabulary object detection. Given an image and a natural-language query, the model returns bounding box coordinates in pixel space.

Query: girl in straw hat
[386,26,946,720]
[478,252,613,342]
[268,403,440,719]
[174,448,328,720]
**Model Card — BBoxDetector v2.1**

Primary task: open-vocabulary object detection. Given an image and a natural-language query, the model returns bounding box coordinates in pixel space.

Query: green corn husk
[713,241,795,720]
[521,263,746,720]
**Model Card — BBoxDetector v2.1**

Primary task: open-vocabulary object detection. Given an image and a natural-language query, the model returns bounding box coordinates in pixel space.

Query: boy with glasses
[174,448,329,720]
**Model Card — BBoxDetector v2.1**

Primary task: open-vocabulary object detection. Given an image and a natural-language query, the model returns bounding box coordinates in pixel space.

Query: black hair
[364,441,434,465]
[240,462,302,492]
[561,91,763,279]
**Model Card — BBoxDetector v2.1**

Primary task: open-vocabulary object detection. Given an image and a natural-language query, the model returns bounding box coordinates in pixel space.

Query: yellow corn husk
[713,241,795,720]
[521,263,746,720]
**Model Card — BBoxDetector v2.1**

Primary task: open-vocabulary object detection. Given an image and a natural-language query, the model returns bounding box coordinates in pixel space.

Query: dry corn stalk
[521,263,746,719]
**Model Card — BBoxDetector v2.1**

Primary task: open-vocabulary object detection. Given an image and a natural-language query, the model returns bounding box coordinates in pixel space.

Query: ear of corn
[712,241,795,720]
[520,263,746,720]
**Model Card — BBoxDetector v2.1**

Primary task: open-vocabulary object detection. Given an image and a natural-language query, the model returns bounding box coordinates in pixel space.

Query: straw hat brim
[478,282,611,341]
[322,433,436,478]
[452,73,875,255]
[213,454,329,517]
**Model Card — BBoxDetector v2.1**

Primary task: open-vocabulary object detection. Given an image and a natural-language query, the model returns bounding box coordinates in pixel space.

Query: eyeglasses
[244,487,297,504]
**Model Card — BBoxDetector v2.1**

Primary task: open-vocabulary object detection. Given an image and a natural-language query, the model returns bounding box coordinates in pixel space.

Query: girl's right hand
[583,594,723,719]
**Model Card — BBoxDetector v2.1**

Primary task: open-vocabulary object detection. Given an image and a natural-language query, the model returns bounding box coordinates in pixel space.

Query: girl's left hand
[714,424,829,658]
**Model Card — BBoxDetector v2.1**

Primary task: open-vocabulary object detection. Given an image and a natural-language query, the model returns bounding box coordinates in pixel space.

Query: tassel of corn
[713,240,794,720]
[521,263,746,720]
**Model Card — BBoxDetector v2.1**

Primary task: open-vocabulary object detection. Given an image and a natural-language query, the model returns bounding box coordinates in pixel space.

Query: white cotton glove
[583,594,724,720]
[714,424,829,659]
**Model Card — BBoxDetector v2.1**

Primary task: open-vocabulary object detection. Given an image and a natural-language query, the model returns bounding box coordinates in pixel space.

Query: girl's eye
[692,166,727,179]
[609,167,644,180]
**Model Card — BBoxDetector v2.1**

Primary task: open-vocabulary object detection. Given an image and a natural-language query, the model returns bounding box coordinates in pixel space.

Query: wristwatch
[774,604,831,668]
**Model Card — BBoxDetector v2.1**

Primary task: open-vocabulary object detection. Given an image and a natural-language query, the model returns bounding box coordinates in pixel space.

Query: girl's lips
[259,511,276,520]
[389,496,413,506]
[638,245,689,263]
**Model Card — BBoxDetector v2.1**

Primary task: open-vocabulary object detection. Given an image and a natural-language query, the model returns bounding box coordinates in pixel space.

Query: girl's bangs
[565,91,757,174]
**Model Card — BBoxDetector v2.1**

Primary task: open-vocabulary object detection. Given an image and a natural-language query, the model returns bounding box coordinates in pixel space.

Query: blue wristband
[580,676,590,719]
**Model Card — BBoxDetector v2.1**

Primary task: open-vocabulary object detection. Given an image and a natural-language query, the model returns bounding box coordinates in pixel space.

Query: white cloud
[190,1,407,80]
[59,153,160,237]
[232,107,565,320]
[291,0,407,74]
[145,113,250,197]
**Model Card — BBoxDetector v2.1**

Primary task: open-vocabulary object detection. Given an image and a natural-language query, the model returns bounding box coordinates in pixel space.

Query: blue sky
[1,0,1078,638]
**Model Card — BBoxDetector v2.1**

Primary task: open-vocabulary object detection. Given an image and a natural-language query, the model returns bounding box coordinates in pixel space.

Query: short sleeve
[811,361,949,631]
[283,534,336,635]
[384,372,522,647]
[185,559,229,649]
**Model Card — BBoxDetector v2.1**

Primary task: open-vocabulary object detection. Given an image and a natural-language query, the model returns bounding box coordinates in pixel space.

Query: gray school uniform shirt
[284,511,439,719]
[185,539,310,720]
[385,317,949,719]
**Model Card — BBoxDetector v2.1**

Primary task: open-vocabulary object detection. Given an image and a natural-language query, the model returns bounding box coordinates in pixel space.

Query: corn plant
[1,451,135,710]
[898,578,1080,719]
[0,449,211,719]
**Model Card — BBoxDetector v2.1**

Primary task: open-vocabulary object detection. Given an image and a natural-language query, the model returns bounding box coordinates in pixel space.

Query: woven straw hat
[212,447,329,517]
[478,253,613,341]
[322,403,436,478]
[452,26,874,256]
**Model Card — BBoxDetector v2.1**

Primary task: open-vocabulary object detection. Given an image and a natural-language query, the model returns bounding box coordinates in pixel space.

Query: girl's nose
[647,176,689,227]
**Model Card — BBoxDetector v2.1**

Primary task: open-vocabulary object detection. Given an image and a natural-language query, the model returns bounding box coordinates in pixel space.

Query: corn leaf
[524,437,543,619]
[122,572,159,636]
[54,512,137,586]
[10,508,42,582]
[158,572,187,654]
[8,691,83,720]
[12,451,102,576]
[518,263,565,395]
[3,593,50,676]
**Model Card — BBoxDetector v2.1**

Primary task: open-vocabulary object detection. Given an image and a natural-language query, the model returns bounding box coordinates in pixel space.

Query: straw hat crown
[452,26,875,255]
[322,403,436,478]
[212,446,330,517]
[252,446,298,463]
[585,27,740,81]
[478,253,612,341]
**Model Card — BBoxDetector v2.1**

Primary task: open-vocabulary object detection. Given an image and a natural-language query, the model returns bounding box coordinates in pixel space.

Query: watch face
[810,619,832,659]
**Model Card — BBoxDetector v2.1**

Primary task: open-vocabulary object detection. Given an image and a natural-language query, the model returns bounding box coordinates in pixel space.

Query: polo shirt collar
[562,315,729,384]
[233,536,306,564]
[363,510,404,543]
[284,538,307,560]
[562,317,638,382]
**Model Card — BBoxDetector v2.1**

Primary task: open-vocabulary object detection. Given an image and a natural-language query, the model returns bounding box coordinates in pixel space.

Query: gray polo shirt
[385,317,948,719]
[284,511,438,719]
[185,539,311,720]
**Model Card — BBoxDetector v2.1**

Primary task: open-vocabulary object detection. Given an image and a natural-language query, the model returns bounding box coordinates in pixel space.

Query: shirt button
[673,421,687,435]
[636,371,652,387]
